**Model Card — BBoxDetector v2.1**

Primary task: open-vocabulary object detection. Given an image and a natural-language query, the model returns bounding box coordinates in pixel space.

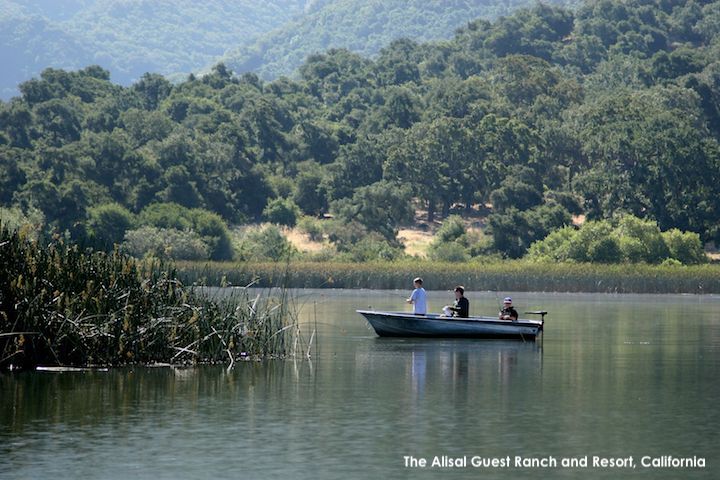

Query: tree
[662,229,707,265]
[568,85,720,236]
[263,198,300,227]
[235,225,295,261]
[137,203,233,260]
[122,226,210,261]
[133,73,172,110]
[384,117,466,221]
[615,215,669,264]
[87,203,135,250]
[327,132,392,200]
[379,86,421,129]
[528,215,707,265]
[331,181,413,242]
[488,203,571,258]
[293,161,329,216]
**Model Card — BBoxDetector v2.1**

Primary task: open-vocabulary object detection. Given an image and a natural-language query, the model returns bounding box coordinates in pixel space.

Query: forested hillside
[221,0,581,80]
[1,0,719,264]
[0,0,313,98]
[1,0,579,100]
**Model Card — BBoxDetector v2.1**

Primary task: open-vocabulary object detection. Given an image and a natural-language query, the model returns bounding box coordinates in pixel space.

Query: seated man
[499,297,518,321]
[444,286,469,318]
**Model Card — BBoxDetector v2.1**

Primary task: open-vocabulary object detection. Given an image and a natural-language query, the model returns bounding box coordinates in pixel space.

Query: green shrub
[428,241,469,262]
[435,215,466,243]
[298,216,324,242]
[0,206,45,240]
[138,202,193,230]
[661,258,683,267]
[662,228,707,265]
[190,208,234,261]
[122,226,210,260]
[263,197,300,226]
[87,203,135,250]
[137,203,233,260]
[528,215,705,265]
[587,235,623,263]
[615,215,668,263]
[323,219,369,251]
[342,234,405,262]
[466,230,494,257]
[527,226,576,262]
[235,225,296,261]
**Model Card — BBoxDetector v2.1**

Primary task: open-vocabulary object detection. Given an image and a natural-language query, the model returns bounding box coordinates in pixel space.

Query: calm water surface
[1,290,718,479]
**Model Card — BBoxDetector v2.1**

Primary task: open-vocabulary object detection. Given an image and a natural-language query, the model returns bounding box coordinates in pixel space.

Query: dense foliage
[222,0,579,80]
[0,0,573,99]
[2,0,720,263]
[527,215,707,264]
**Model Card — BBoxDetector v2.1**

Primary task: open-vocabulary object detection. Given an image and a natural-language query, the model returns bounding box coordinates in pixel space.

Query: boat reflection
[353,338,543,405]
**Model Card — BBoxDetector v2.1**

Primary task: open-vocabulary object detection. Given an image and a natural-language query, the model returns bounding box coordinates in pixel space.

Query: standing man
[499,297,518,321]
[407,277,427,315]
[445,286,469,318]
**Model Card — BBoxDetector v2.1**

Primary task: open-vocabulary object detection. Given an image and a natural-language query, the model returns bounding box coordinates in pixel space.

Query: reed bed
[0,226,302,370]
[176,260,720,294]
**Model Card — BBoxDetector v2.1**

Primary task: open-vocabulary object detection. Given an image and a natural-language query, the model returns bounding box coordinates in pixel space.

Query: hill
[1,0,719,266]
[221,0,581,80]
[0,0,583,99]
[0,0,314,98]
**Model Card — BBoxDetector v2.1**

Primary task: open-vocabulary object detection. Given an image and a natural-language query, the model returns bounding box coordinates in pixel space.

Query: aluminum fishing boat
[357,310,546,339]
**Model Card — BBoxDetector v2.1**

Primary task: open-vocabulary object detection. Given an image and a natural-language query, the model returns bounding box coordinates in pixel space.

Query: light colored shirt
[410,287,427,314]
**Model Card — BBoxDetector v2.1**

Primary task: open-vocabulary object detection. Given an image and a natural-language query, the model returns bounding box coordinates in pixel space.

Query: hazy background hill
[220,0,581,80]
[0,0,580,99]
[0,0,316,99]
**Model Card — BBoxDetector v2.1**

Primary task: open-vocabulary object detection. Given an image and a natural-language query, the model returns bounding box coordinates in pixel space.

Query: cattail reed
[0,225,300,370]
[175,259,720,294]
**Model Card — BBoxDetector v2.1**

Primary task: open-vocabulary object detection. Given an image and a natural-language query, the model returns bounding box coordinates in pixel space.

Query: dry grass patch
[398,228,434,258]
[281,226,327,253]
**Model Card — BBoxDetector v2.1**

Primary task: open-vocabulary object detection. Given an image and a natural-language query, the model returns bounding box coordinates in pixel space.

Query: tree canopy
[1,0,719,263]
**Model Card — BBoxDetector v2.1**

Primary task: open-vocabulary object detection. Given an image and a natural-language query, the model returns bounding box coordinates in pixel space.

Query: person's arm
[407,289,416,304]
[509,308,518,321]
[500,308,514,320]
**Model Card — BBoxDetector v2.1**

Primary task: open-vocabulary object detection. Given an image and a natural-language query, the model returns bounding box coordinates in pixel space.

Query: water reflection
[1,291,719,480]
[358,338,543,400]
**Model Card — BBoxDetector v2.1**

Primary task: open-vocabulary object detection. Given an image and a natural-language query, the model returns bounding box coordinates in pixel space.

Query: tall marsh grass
[176,259,720,294]
[0,225,301,370]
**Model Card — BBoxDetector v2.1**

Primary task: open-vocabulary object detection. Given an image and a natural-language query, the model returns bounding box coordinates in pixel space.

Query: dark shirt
[500,306,518,320]
[449,296,469,318]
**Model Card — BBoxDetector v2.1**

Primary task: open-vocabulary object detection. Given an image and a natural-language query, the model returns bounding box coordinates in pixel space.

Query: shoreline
[175,260,720,294]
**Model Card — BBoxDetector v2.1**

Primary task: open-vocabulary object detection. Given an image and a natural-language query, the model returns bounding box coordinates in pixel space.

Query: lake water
[1,290,718,479]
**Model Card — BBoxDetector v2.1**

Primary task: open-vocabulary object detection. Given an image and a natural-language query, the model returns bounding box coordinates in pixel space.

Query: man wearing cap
[499,297,518,321]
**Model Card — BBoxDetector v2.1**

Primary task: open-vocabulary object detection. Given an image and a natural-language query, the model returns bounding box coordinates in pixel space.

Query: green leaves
[331,181,414,241]
[3,0,720,263]
[528,215,708,265]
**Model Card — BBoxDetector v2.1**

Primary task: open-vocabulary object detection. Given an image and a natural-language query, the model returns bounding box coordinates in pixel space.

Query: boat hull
[357,310,543,339]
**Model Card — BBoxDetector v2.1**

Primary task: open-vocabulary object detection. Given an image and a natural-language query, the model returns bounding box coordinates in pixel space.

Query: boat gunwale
[356,309,543,328]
